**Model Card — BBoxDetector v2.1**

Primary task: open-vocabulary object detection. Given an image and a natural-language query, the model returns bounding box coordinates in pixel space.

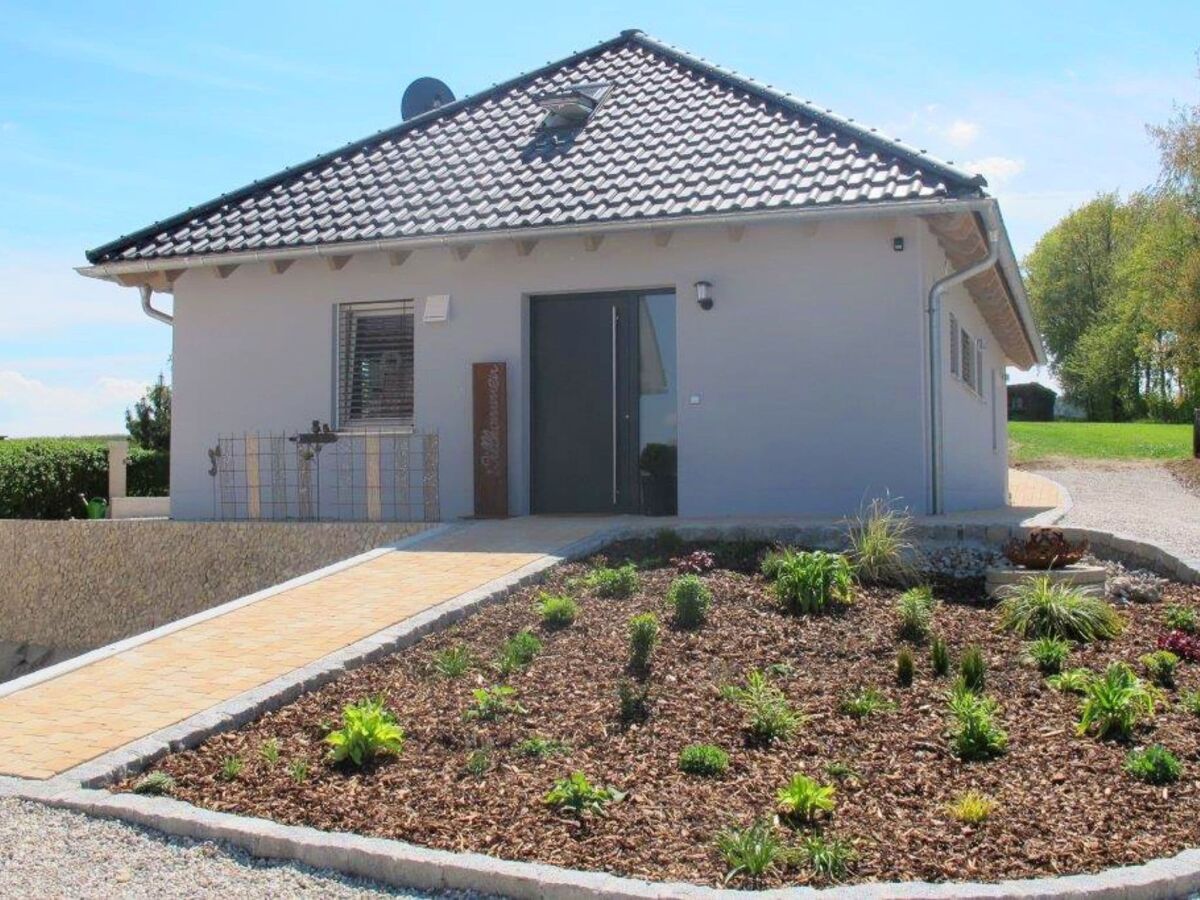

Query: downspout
[138,284,173,326]
[927,211,999,515]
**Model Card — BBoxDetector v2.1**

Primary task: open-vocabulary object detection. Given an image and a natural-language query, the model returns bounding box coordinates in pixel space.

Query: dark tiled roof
[87,31,986,265]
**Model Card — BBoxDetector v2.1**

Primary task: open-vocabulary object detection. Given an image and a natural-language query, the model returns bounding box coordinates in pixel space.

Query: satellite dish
[402,77,455,120]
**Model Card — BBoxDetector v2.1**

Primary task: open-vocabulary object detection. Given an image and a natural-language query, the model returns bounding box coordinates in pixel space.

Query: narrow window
[991,370,999,451]
[337,300,415,428]
[975,341,985,397]
[949,313,960,377]
[960,327,974,390]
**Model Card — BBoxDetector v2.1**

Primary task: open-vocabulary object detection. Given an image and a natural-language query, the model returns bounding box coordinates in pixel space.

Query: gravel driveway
[1029,461,1200,562]
[0,796,460,898]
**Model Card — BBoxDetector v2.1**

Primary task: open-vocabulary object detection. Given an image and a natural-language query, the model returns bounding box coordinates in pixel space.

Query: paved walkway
[0,518,604,780]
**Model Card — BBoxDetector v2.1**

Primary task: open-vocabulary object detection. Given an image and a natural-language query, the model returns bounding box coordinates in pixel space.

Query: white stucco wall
[169,216,1005,521]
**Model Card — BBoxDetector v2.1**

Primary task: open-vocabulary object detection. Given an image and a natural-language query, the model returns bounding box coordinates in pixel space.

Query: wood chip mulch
[115,542,1200,889]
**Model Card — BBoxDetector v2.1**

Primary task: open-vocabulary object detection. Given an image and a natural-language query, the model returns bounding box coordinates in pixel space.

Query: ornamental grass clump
[776,773,836,824]
[795,834,856,883]
[957,646,987,694]
[998,577,1122,642]
[896,586,937,641]
[839,686,896,718]
[722,669,802,744]
[948,790,996,824]
[1078,663,1157,739]
[583,563,640,598]
[896,649,915,687]
[716,819,784,887]
[1024,636,1071,674]
[325,697,405,767]
[627,612,660,672]
[133,771,175,796]
[678,744,730,777]
[1125,745,1181,784]
[931,636,951,677]
[496,630,542,675]
[773,551,854,615]
[1046,667,1093,694]
[844,496,920,586]
[543,772,624,817]
[432,645,473,678]
[948,686,1008,760]
[535,593,578,630]
[669,574,712,629]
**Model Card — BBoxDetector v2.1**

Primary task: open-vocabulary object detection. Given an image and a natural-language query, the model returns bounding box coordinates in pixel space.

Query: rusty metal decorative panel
[472,362,508,518]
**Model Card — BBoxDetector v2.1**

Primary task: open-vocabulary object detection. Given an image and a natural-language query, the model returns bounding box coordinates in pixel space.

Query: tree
[126,373,171,451]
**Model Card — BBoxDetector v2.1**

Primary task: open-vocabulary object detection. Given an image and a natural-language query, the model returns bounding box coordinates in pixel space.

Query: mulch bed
[116,540,1200,889]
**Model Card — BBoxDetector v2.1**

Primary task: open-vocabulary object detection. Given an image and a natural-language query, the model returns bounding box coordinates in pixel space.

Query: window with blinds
[337,300,415,429]
[960,326,975,392]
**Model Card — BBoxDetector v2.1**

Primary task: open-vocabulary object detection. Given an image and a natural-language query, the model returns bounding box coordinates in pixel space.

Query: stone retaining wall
[0,520,429,652]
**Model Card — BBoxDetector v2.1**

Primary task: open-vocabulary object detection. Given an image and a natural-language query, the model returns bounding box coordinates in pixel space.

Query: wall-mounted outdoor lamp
[694,280,714,311]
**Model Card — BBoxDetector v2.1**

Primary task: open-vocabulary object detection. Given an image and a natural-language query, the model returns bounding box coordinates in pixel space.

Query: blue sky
[2,0,1198,435]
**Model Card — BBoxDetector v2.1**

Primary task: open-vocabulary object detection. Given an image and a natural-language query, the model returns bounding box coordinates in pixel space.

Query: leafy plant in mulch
[495,630,542,675]
[776,773,836,824]
[220,755,245,781]
[896,586,937,640]
[325,697,406,767]
[258,737,281,767]
[997,577,1123,642]
[535,593,579,630]
[617,679,651,725]
[1165,604,1197,634]
[930,636,951,677]
[1140,650,1180,688]
[672,550,716,574]
[627,612,660,673]
[947,687,1008,760]
[669,574,712,629]
[794,833,857,882]
[1024,636,1071,674]
[1125,745,1181,784]
[896,649,915,687]
[543,772,624,818]
[432,645,473,678]
[948,790,996,824]
[288,759,310,783]
[716,819,784,887]
[759,547,796,581]
[583,563,640,598]
[844,496,920,586]
[1046,667,1094,694]
[838,686,896,718]
[465,685,526,722]
[465,749,492,777]
[772,551,855,615]
[1183,691,1200,716]
[517,736,570,758]
[1158,629,1200,662]
[957,646,987,694]
[721,669,802,744]
[133,771,175,796]
[1077,663,1158,739]
[678,744,729,777]
[824,761,860,783]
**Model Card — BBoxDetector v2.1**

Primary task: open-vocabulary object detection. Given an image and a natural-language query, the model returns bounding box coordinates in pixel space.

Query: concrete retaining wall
[0,520,429,652]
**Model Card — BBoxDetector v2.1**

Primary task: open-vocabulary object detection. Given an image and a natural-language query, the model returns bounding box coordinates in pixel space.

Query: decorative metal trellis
[207,423,439,522]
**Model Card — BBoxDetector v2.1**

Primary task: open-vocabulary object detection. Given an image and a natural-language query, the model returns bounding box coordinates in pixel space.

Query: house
[78,29,1044,522]
[1007,382,1057,421]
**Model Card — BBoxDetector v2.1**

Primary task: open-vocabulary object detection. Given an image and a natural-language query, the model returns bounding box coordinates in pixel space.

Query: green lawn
[1008,421,1192,464]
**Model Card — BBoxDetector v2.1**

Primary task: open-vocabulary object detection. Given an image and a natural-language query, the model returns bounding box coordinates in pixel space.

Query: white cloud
[963,155,1026,186]
[941,119,980,148]
[0,369,145,437]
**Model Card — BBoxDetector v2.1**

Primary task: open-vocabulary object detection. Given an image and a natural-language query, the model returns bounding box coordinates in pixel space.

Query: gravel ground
[0,796,466,898]
[1030,461,1200,560]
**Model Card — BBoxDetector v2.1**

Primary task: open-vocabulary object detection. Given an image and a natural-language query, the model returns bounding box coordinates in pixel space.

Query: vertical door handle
[612,305,618,506]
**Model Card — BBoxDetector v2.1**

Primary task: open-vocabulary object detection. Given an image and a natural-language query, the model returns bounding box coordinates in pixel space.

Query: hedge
[0,439,169,519]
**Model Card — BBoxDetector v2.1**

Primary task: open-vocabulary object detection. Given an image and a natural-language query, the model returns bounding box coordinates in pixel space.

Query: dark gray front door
[530,293,639,514]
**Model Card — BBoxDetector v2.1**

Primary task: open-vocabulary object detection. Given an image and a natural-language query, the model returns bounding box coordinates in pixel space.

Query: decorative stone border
[5,517,1200,899]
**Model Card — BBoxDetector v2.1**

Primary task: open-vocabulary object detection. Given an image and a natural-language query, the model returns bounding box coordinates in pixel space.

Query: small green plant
[288,759,310,784]
[1182,690,1200,715]
[325,697,406,767]
[259,737,281,767]
[517,735,570,757]
[896,648,915,687]
[776,773,836,824]
[1165,604,1198,633]
[948,790,996,824]
[773,551,855,615]
[931,636,951,678]
[840,686,896,718]
[1125,745,1181,784]
[220,755,245,782]
[535,593,579,630]
[1046,667,1093,694]
[433,645,473,678]
[795,833,856,883]
[669,574,712,629]
[617,679,651,724]
[678,744,729,777]
[824,761,859,782]
[844,496,919,586]
[543,772,624,817]
[466,749,491,777]
[759,546,797,581]
[1024,636,1071,674]
[766,661,796,678]
[466,685,526,721]
[628,612,660,672]
[998,577,1122,642]
[1140,650,1179,689]
[1078,663,1157,739]
[957,646,986,694]
[948,687,1008,760]
[896,586,936,640]
[722,669,802,744]
[716,819,783,887]
[496,630,542,676]
[584,563,640,598]
[133,771,175,796]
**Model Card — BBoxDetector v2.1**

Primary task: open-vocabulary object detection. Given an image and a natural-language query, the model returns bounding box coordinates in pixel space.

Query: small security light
[893,236,905,252]
[694,280,714,311]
